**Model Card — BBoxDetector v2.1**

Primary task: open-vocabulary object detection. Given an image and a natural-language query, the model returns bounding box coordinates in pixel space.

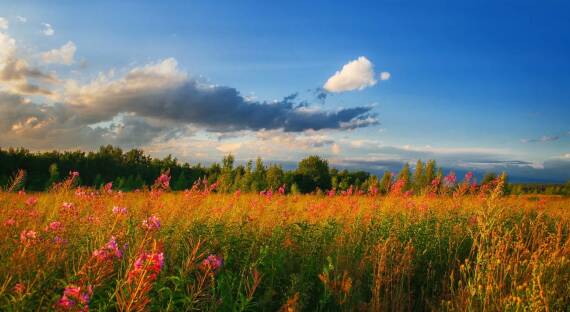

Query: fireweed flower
[128,252,164,282]
[4,218,16,226]
[25,196,38,206]
[53,236,66,245]
[13,283,25,294]
[61,202,77,215]
[57,284,92,311]
[20,230,37,244]
[47,221,62,232]
[444,172,457,187]
[92,236,123,261]
[464,171,473,183]
[155,173,171,189]
[142,215,161,230]
[103,182,113,194]
[201,254,223,272]
[112,206,127,215]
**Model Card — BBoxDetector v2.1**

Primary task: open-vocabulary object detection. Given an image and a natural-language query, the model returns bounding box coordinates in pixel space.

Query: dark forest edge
[1,145,569,195]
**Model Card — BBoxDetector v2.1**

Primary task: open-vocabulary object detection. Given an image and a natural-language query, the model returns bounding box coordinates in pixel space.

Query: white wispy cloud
[520,135,560,144]
[0,17,8,30]
[42,23,54,36]
[41,41,77,65]
[16,16,27,23]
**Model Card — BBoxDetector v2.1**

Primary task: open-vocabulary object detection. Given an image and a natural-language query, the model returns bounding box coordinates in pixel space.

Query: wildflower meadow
[0,171,568,311]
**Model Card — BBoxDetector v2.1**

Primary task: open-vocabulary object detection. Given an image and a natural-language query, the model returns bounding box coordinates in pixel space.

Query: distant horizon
[1,144,567,184]
[1,1,569,183]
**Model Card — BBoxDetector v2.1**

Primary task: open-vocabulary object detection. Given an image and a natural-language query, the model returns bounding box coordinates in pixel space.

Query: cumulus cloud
[41,41,76,65]
[0,53,378,151]
[0,32,56,95]
[324,56,378,92]
[380,71,391,81]
[520,135,560,143]
[42,23,54,36]
[0,92,185,150]
[0,17,8,30]
[62,58,378,132]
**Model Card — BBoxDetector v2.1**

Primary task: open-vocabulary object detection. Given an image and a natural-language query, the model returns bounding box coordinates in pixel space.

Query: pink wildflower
[25,196,38,206]
[142,215,161,230]
[444,171,457,186]
[112,206,127,215]
[47,221,62,232]
[57,295,76,309]
[92,236,123,261]
[129,251,164,282]
[4,218,16,226]
[103,182,113,193]
[464,171,473,183]
[13,283,25,294]
[20,230,37,244]
[155,172,171,189]
[201,254,223,272]
[57,284,92,310]
[61,202,76,213]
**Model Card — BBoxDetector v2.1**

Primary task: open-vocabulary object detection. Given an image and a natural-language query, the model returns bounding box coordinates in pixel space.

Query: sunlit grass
[0,176,568,311]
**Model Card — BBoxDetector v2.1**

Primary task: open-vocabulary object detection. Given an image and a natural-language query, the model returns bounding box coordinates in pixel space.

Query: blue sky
[0,1,569,182]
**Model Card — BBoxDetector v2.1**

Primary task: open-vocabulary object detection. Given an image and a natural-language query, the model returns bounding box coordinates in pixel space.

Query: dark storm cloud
[72,80,378,132]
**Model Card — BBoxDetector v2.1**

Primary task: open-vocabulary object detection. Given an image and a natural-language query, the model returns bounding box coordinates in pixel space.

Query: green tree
[251,157,267,192]
[218,154,235,192]
[379,171,393,194]
[266,164,284,190]
[398,163,411,191]
[425,160,437,187]
[46,163,60,189]
[173,171,188,191]
[413,160,426,193]
[296,155,331,193]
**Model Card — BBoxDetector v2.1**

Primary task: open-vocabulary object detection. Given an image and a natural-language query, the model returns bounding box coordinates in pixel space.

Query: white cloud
[331,143,341,155]
[0,17,8,30]
[323,56,377,92]
[0,32,16,62]
[216,142,242,153]
[42,23,54,36]
[380,71,391,81]
[0,32,55,95]
[16,16,27,23]
[41,41,77,65]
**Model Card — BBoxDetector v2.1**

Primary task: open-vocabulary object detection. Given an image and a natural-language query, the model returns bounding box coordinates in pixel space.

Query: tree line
[1,145,569,195]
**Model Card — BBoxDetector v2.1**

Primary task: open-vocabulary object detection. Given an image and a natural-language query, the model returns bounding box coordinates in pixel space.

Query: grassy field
[1,177,569,311]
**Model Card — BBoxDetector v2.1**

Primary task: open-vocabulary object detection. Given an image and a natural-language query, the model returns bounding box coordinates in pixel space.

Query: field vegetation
[0,170,569,311]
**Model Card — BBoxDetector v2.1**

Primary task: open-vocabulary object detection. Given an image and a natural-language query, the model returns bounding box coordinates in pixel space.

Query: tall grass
[0,176,568,311]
